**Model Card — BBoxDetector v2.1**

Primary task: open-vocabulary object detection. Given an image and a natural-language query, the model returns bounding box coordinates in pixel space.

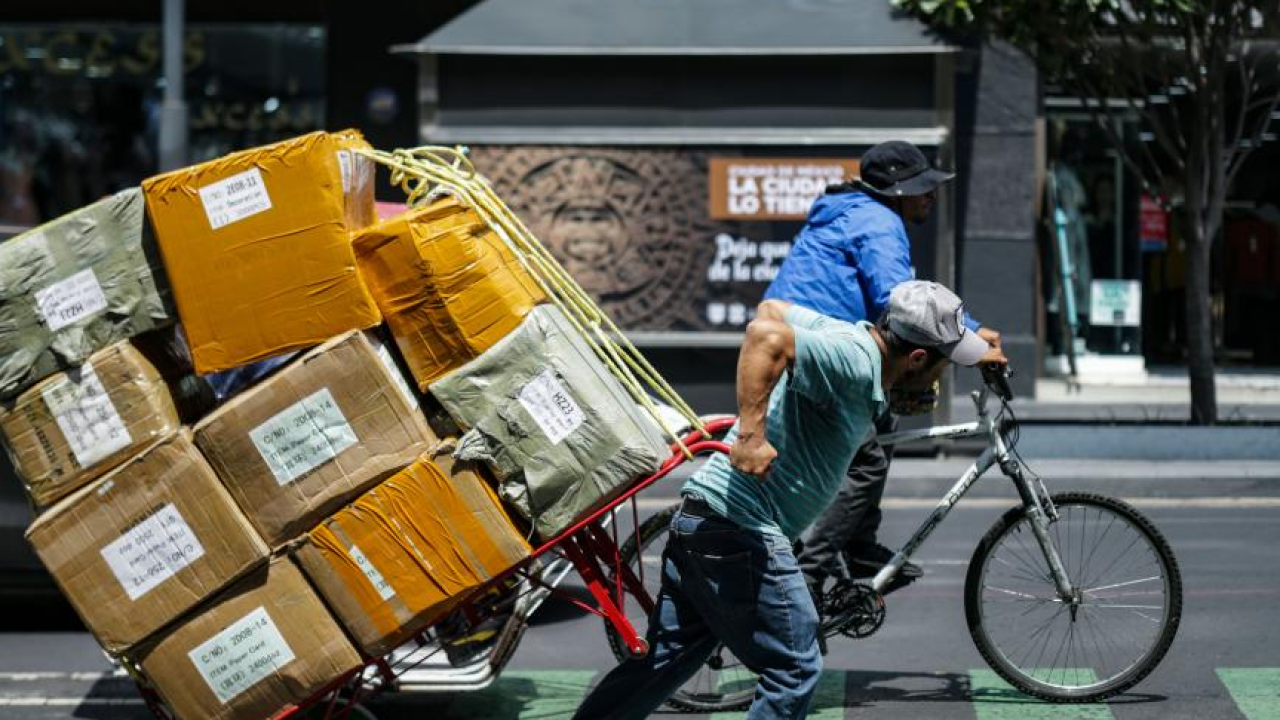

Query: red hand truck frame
[128,416,737,720]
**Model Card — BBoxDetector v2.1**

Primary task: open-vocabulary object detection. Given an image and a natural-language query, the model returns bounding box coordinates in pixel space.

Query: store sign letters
[709,158,860,220]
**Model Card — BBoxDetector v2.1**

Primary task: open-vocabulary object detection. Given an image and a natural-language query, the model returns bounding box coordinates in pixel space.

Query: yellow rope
[357,146,707,457]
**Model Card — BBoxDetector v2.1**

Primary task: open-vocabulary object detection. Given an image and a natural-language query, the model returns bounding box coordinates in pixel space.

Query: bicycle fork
[995,433,1079,606]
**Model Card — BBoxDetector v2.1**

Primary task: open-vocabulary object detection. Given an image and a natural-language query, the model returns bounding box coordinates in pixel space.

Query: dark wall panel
[439,54,937,128]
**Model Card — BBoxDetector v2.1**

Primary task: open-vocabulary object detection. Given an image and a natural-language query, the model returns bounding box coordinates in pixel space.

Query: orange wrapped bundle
[294,454,531,656]
[353,195,544,390]
[142,131,380,374]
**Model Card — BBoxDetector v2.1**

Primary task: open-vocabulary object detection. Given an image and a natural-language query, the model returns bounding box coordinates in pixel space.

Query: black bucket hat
[855,140,955,198]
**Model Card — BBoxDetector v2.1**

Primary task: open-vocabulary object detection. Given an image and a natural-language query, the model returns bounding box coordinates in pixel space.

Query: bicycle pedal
[822,582,886,640]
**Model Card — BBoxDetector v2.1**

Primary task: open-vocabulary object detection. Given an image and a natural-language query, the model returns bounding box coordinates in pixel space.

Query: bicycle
[605,365,1183,711]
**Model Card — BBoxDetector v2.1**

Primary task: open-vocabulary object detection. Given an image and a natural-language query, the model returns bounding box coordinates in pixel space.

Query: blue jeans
[572,502,822,720]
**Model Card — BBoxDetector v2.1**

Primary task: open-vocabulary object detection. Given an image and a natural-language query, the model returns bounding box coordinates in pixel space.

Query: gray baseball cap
[885,281,988,366]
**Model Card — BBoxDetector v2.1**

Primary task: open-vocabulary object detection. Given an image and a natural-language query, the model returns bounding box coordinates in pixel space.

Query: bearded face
[895,353,948,394]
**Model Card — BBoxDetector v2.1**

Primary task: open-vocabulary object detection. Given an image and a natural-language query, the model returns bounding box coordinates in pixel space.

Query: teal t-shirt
[682,306,885,540]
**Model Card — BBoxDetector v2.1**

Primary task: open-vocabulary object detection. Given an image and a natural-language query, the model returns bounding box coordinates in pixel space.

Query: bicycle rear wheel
[964,492,1182,702]
[604,504,757,713]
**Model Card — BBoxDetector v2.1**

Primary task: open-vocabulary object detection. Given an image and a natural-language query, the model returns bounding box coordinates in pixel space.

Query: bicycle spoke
[1084,576,1162,594]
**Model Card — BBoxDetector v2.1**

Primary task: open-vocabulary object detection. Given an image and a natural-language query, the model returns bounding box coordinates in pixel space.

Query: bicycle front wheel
[964,492,1182,702]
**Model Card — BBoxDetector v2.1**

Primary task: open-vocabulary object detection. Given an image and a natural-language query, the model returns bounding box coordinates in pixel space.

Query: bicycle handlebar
[981,363,1014,402]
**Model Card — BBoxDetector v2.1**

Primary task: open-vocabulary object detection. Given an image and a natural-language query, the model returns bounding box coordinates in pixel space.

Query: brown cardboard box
[331,128,377,231]
[133,556,361,720]
[193,331,436,547]
[353,194,544,391]
[142,131,381,374]
[0,342,181,507]
[295,455,531,657]
[25,432,268,654]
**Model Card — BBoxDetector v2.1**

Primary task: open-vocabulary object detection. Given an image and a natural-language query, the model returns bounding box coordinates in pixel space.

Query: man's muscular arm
[732,301,795,478]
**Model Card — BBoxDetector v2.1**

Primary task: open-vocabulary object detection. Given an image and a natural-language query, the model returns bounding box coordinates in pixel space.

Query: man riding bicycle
[763,140,1006,600]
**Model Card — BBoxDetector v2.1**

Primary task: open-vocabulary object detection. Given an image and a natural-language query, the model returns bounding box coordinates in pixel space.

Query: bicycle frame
[870,386,1078,603]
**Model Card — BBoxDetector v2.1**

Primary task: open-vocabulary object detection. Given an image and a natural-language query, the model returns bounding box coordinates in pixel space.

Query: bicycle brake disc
[823,582,886,639]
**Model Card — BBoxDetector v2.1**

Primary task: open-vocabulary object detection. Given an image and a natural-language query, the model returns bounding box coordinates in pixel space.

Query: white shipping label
[336,150,352,194]
[34,268,109,331]
[371,337,418,409]
[99,503,207,601]
[41,363,133,468]
[348,544,396,601]
[199,167,273,230]
[189,606,297,705]
[517,370,586,445]
[249,388,358,486]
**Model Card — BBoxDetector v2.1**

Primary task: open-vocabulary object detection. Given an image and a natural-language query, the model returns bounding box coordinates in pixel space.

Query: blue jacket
[765,191,980,330]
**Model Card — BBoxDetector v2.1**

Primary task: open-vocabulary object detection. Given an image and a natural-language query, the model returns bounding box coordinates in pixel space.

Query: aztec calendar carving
[469,147,718,330]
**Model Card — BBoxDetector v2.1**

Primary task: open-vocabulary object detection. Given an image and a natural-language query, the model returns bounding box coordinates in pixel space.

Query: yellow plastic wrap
[353,195,544,390]
[142,131,381,374]
[0,341,180,507]
[294,454,531,657]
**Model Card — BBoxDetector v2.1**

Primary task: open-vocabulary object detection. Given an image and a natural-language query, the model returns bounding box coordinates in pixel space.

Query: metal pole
[158,0,188,171]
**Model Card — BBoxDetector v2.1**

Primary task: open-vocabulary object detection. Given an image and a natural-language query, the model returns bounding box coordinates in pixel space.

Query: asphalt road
[0,490,1277,720]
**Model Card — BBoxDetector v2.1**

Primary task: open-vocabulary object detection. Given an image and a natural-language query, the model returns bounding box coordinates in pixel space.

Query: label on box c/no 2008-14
[199,167,273,230]
[188,606,297,705]
[249,388,358,486]
[99,503,206,601]
[517,369,586,445]
[34,268,110,332]
[41,361,133,468]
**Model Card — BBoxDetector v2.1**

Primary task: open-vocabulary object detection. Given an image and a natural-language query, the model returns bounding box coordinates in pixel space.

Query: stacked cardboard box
[0,342,180,507]
[5,130,629,720]
[143,131,381,374]
[353,194,545,391]
[133,557,362,720]
[295,454,531,656]
[0,188,173,398]
[193,331,437,546]
[25,432,269,654]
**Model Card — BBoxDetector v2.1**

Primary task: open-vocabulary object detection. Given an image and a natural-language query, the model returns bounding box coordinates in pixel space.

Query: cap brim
[941,328,989,367]
[894,168,955,196]
[856,169,955,198]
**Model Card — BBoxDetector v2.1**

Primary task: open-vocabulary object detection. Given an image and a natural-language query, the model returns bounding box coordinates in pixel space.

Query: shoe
[844,543,922,594]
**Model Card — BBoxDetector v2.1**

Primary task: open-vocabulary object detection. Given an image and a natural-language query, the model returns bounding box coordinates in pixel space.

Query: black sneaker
[844,544,922,594]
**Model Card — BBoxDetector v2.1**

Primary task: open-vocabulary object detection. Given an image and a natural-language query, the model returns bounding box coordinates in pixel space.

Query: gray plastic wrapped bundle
[430,304,670,540]
[0,188,172,399]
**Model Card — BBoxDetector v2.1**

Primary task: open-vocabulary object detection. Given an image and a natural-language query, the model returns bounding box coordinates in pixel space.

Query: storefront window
[0,24,325,235]
[1042,113,1143,368]
[1044,107,1280,370]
